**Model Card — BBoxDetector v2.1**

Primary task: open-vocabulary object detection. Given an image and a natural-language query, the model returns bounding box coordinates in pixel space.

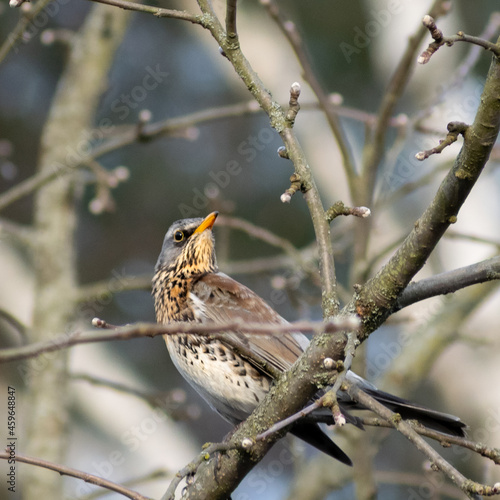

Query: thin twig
[86,0,202,23]
[0,97,407,214]
[355,0,451,275]
[0,452,152,500]
[0,308,29,343]
[359,417,500,465]
[0,317,360,364]
[217,214,307,266]
[0,168,63,213]
[445,231,500,249]
[0,217,34,247]
[0,0,53,63]
[325,201,371,223]
[415,12,500,128]
[415,121,469,161]
[82,468,170,500]
[261,0,357,185]
[419,15,500,65]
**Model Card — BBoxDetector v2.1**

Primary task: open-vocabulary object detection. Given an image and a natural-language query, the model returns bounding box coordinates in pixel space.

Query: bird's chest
[165,334,271,423]
[153,273,199,323]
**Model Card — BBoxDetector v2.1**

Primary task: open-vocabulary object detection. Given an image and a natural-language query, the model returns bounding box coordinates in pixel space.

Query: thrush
[152,211,466,465]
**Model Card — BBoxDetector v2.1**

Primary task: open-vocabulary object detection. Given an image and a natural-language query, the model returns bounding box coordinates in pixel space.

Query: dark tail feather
[365,388,467,437]
[291,422,352,466]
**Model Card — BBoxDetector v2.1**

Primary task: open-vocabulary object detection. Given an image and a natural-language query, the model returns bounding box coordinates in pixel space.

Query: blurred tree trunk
[23,5,131,499]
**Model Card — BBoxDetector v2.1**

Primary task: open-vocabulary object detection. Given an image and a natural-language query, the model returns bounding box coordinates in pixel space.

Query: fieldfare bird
[152,212,466,465]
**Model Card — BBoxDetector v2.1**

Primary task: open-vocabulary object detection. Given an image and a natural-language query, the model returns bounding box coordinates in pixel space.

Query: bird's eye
[173,231,184,242]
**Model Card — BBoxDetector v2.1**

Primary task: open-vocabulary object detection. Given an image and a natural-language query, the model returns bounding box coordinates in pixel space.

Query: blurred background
[1,0,499,498]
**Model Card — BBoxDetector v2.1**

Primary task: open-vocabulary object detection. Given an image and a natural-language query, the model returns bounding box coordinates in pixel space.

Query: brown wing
[191,272,306,374]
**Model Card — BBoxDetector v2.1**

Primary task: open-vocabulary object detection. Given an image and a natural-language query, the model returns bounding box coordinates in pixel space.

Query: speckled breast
[165,334,271,423]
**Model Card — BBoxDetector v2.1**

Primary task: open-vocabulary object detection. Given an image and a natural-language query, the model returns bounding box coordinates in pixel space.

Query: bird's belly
[165,335,270,423]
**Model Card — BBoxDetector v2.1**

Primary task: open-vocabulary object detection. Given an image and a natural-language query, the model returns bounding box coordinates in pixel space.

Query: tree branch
[0,317,359,364]
[86,0,202,23]
[415,121,469,161]
[225,0,238,46]
[0,0,52,63]
[23,7,132,498]
[358,417,500,465]
[261,0,357,185]
[192,1,340,318]
[349,46,500,341]
[0,452,152,500]
[346,383,500,498]
[419,15,500,64]
[395,255,500,311]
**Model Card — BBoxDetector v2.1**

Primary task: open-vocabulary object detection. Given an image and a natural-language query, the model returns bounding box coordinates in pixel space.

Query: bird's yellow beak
[194,211,218,234]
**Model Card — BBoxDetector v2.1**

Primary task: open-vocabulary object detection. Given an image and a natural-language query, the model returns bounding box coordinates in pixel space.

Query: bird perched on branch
[152,211,466,465]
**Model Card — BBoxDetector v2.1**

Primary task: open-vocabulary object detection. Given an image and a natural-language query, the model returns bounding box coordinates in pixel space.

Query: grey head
[154,212,219,274]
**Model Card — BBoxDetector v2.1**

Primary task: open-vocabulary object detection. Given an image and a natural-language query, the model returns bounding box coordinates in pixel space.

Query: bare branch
[359,417,500,465]
[82,469,170,500]
[225,0,238,46]
[0,317,360,364]
[361,0,451,193]
[0,0,53,63]
[446,231,500,249]
[85,0,203,23]
[395,255,500,311]
[261,0,357,184]
[346,383,500,498]
[0,452,152,500]
[354,0,451,274]
[0,217,34,247]
[419,15,500,65]
[349,48,500,341]
[325,201,371,223]
[415,121,469,161]
[0,308,28,342]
